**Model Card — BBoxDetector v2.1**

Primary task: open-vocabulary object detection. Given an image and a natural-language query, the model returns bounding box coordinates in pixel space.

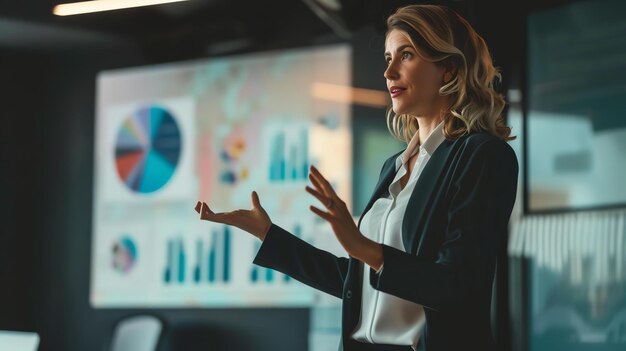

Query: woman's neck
[415,116,443,144]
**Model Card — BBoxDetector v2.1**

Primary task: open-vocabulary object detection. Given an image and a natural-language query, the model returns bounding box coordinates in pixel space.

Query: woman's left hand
[305,165,365,257]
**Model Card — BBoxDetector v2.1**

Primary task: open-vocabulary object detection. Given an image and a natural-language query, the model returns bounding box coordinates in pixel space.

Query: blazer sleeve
[252,222,350,299]
[252,153,396,299]
[367,138,519,313]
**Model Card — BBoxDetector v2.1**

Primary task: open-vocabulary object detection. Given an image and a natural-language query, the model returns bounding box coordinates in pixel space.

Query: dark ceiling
[0,0,580,55]
[0,0,435,55]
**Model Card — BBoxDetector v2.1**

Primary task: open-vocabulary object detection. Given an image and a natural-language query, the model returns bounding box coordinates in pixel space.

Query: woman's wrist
[353,236,384,271]
[258,221,272,241]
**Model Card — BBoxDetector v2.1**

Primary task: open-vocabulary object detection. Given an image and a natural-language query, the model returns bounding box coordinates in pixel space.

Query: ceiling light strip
[53,0,191,16]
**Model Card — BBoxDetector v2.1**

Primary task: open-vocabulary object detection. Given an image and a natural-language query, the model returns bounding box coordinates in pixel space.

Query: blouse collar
[396,119,446,169]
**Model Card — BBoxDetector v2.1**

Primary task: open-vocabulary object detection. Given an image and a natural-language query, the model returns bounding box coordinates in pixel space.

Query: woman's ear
[440,58,458,84]
[443,61,456,84]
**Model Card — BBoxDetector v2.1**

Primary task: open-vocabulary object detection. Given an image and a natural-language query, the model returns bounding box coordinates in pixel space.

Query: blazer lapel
[357,149,403,230]
[350,150,403,313]
[356,139,453,254]
[401,140,453,253]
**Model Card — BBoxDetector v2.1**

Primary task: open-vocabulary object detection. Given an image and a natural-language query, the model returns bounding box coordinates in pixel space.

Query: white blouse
[350,120,446,349]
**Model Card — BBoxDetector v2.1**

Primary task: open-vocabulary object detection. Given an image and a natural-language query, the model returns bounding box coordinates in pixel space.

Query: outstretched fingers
[305,185,329,209]
[194,201,232,225]
[251,191,261,209]
[309,204,333,222]
[310,165,336,197]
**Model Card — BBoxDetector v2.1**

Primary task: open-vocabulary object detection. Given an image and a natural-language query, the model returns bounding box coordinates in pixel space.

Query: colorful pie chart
[112,235,138,274]
[114,105,181,193]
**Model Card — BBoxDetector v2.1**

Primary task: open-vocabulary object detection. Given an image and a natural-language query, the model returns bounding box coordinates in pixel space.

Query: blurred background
[1,0,625,350]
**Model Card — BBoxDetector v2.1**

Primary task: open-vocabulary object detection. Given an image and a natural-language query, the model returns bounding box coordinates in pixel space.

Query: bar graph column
[206,225,231,284]
[269,127,310,182]
[194,239,203,283]
[163,237,186,284]
[163,225,231,286]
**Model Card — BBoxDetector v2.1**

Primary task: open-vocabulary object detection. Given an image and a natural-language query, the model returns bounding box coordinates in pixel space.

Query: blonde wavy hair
[384,4,516,142]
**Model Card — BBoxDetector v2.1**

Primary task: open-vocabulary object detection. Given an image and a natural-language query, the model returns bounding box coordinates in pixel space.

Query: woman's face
[384,29,449,117]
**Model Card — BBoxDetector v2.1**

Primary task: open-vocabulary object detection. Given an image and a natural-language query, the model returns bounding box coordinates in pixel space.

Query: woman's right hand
[194,191,272,241]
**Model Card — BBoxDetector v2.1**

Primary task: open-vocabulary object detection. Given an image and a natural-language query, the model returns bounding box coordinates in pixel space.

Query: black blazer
[253,131,519,351]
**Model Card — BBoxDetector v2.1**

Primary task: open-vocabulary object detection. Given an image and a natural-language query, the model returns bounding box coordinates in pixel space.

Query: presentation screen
[90,44,352,308]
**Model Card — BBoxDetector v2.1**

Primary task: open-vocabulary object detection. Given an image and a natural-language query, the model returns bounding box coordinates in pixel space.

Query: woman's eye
[385,52,410,64]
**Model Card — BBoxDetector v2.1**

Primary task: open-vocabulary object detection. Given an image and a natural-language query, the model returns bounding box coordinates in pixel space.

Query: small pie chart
[114,105,182,193]
[112,235,138,274]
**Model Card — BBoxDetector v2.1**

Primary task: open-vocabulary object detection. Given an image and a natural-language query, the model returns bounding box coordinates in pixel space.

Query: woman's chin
[391,103,421,117]
[391,105,408,115]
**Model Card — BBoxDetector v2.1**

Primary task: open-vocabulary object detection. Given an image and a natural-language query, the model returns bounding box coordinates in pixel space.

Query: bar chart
[163,237,186,284]
[268,127,310,182]
[163,225,232,285]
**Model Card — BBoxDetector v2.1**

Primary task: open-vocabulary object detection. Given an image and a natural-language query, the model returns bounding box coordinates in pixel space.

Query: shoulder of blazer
[453,131,517,159]
[457,131,498,148]
[381,132,516,172]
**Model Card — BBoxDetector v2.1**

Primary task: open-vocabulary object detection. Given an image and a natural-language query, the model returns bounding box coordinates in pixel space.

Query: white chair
[110,315,163,351]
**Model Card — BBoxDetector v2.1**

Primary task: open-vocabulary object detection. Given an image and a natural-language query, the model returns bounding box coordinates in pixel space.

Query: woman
[195,4,518,351]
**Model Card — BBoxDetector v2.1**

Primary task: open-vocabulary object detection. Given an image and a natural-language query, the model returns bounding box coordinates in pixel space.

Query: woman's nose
[384,64,398,81]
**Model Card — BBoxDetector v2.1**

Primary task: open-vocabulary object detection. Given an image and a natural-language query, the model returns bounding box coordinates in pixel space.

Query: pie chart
[112,235,138,274]
[114,105,182,193]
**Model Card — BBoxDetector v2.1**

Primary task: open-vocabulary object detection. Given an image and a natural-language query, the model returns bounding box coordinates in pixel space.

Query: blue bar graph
[301,129,309,180]
[164,239,173,283]
[163,237,186,284]
[290,143,298,180]
[269,131,285,181]
[177,238,185,283]
[163,225,231,285]
[223,226,230,281]
[269,127,310,182]
[206,226,231,284]
[265,264,274,282]
[207,232,217,283]
[194,239,202,283]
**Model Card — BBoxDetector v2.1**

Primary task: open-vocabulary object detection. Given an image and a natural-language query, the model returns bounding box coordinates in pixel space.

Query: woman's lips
[389,86,406,98]
[391,88,405,98]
